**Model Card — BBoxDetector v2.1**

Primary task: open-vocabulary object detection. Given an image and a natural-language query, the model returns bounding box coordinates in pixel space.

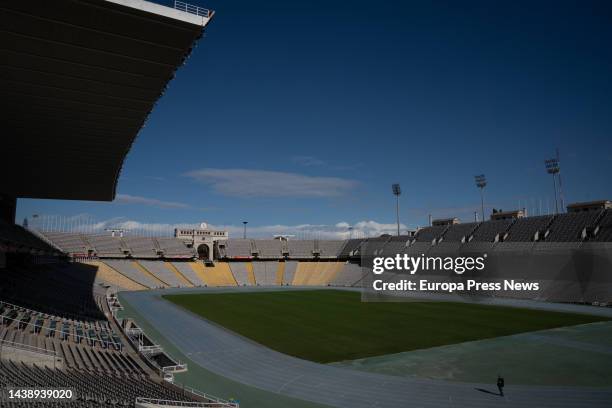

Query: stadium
[2,1,612,407]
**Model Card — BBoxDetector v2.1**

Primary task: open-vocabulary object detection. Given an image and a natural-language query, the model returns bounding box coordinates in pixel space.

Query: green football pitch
[163,290,608,363]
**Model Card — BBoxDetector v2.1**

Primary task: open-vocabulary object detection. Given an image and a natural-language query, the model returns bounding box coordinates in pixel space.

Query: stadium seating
[414,226,448,243]
[139,261,191,287]
[316,240,346,258]
[287,240,315,258]
[282,261,298,285]
[253,240,283,259]
[545,211,602,242]
[170,262,205,286]
[0,264,105,321]
[0,359,204,407]
[198,262,237,286]
[154,237,195,258]
[252,261,278,285]
[441,223,479,242]
[224,239,252,258]
[0,221,58,255]
[330,262,363,286]
[593,210,612,241]
[82,260,146,291]
[86,234,126,257]
[337,239,363,259]
[469,219,514,242]
[101,260,165,289]
[504,215,554,242]
[41,231,90,254]
[122,236,158,258]
[228,262,251,286]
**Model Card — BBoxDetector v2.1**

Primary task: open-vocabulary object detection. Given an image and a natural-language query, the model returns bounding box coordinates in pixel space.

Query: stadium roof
[1,0,213,201]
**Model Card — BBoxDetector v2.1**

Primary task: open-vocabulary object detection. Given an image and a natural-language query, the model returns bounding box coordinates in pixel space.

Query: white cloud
[31,214,408,239]
[114,194,191,209]
[184,168,358,198]
[43,218,404,239]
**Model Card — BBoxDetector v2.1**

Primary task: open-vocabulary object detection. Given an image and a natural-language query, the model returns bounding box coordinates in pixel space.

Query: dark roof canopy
[1,0,211,200]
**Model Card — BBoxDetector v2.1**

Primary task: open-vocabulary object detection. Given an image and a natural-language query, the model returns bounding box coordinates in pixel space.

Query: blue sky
[17,0,612,238]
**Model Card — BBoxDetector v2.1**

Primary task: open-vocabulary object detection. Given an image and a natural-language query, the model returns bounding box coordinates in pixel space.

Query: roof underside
[0,0,210,201]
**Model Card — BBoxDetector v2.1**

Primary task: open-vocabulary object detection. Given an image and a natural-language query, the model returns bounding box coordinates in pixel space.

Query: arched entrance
[197,243,211,260]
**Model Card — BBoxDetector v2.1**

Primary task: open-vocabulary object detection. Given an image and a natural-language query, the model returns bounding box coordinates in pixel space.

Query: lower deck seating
[82,261,146,291]
[102,260,164,289]
[331,262,363,286]
[291,262,344,285]
[199,262,237,286]
[252,261,278,285]
[229,262,252,286]
[170,262,205,286]
[138,261,191,287]
[282,261,298,285]
[0,359,202,407]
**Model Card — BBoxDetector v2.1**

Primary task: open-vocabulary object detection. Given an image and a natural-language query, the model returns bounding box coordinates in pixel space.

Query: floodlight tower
[474,174,487,222]
[545,158,560,214]
[242,221,248,239]
[392,184,401,236]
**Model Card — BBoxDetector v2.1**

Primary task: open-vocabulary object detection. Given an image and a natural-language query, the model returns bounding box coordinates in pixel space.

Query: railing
[174,1,212,18]
[136,397,238,407]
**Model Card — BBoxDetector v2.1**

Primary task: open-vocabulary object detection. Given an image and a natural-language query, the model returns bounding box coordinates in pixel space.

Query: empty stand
[252,261,278,285]
[331,262,363,286]
[122,236,158,258]
[228,262,253,286]
[338,239,364,259]
[415,226,448,243]
[253,240,283,259]
[593,210,612,241]
[316,240,346,258]
[139,261,189,287]
[171,262,205,286]
[282,261,298,285]
[224,239,253,258]
[154,237,195,258]
[287,240,315,258]
[505,215,554,242]
[470,219,514,242]
[546,211,602,242]
[102,260,161,289]
[442,223,479,242]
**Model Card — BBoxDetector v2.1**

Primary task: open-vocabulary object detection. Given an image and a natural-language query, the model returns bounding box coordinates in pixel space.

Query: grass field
[163,290,609,363]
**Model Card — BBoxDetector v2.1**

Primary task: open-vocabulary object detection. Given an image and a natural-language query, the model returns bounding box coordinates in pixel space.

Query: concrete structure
[1,0,213,202]
[175,223,228,261]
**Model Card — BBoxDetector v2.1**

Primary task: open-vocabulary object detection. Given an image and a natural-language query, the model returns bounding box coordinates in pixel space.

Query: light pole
[242,221,248,239]
[545,158,560,214]
[474,174,487,222]
[392,184,401,236]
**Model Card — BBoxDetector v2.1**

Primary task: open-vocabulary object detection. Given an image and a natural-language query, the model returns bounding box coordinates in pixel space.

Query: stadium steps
[292,262,316,285]
[228,263,250,286]
[188,261,210,285]
[246,262,256,285]
[201,262,238,286]
[133,261,168,287]
[171,262,206,286]
[282,261,298,284]
[164,262,194,287]
[276,262,285,285]
[86,260,146,291]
